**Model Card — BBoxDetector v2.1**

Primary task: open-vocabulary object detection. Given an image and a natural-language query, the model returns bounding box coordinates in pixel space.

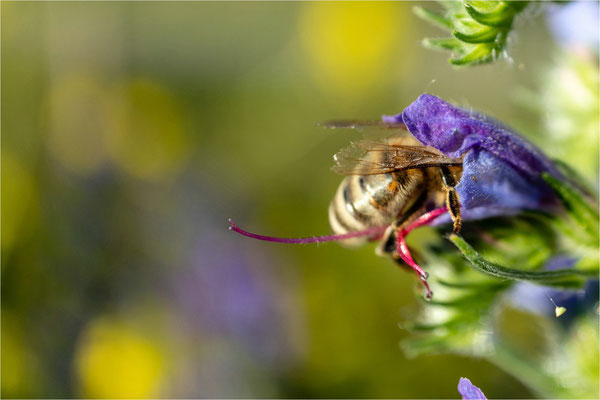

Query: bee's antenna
[228,219,387,244]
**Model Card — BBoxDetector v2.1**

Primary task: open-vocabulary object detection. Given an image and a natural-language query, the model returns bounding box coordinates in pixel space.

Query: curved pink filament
[228,219,388,244]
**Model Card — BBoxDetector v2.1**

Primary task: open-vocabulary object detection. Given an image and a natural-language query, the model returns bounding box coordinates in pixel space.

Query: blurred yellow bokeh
[299,2,404,99]
[1,152,37,251]
[74,317,167,398]
[2,314,35,395]
[106,79,190,181]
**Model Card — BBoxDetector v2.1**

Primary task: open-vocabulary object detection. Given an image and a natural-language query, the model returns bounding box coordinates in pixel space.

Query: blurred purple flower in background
[173,235,303,363]
[458,377,487,400]
[383,94,562,222]
[509,255,599,325]
[167,230,305,396]
[547,1,599,53]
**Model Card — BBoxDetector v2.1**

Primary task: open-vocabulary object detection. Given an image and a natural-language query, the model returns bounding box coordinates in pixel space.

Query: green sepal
[464,1,518,28]
[449,234,597,286]
[453,26,500,43]
[542,173,599,244]
[450,42,495,65]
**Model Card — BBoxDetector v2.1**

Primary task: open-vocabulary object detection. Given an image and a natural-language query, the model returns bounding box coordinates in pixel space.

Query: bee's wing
[319,120,407,140]
[332,140,463,176]
[319,120,407,130]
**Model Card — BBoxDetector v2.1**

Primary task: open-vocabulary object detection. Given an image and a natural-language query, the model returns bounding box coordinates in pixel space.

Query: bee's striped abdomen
[329,169,426,247]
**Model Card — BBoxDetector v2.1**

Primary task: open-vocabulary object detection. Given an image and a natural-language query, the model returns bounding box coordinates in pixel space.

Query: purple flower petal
[458,377,487,400]
[389,94,562,221]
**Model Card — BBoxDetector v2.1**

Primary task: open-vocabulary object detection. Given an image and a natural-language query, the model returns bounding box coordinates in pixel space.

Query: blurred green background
[1,2,595,398]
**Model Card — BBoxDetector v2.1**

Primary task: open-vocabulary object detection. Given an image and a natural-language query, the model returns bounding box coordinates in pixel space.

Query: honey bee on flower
[229,94,564,299]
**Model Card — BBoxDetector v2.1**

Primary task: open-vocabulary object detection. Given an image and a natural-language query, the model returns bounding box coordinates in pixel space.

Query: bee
[229,122,465,299]
[325,122,464,297]
[328,126,463,244]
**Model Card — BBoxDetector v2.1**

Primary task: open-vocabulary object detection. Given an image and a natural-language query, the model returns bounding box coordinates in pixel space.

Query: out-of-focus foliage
[415,0,529,66]
[517,51,600,186]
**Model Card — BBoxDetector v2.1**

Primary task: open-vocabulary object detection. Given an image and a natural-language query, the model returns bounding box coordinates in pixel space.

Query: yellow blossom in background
[299,2,405,100]
[1,313,43,397]
[1,152,37,252]
[74,317,166,398]
[45,73,112,175]
[106,78,190,181]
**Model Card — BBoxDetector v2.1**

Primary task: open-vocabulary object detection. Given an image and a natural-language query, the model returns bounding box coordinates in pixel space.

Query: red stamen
[395,207,448,300]
[228,219,388,244]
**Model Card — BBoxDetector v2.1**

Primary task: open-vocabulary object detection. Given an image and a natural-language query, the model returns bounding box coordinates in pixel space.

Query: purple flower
[458,377,487,400]
[171,233,303,366]
[547,1,600,52]
[384,94,562,222]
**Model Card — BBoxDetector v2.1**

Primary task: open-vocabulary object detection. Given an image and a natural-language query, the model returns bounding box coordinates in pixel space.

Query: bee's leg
[375,225,397,257]
[378,228,411,272]
[391,206,450,300]
[440,166,462,234]
[377,225,433,299]
[395,232,433,299]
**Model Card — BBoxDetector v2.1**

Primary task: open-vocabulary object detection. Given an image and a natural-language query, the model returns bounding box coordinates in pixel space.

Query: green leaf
[449,234,597,286]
